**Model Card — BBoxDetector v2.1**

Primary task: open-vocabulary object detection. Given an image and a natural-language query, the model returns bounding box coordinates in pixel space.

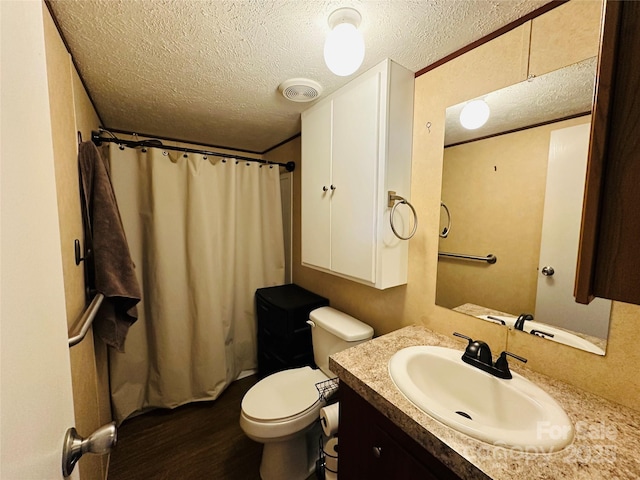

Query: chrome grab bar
[68,293,105,347]
[438,251,497,264]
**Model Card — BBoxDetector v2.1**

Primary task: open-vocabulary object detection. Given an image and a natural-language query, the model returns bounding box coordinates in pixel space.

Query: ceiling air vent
[279,78,322,103]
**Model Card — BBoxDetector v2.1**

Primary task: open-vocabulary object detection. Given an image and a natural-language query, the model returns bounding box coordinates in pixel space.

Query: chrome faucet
[453,332,527,379]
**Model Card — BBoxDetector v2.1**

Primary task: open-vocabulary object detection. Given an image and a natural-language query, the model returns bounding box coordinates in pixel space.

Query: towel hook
[388,191,418,240]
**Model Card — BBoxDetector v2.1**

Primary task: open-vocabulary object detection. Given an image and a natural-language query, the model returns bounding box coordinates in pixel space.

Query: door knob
[541,266,555,276]
[372,446,382,458]
[62,422,117,477]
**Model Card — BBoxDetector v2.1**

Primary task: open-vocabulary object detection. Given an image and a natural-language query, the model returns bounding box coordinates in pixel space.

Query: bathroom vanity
[340,382,462,479]
[330,326,640,479]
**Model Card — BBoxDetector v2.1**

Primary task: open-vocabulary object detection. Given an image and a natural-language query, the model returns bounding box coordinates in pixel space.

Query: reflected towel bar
[438,252,497,264]
[68,293,105,347]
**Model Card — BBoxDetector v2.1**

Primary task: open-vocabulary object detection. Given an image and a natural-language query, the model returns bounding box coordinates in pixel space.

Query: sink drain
[455,411,472,420]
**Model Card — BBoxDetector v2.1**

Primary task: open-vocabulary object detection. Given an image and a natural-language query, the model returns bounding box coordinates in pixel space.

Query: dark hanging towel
[78,141,141,352]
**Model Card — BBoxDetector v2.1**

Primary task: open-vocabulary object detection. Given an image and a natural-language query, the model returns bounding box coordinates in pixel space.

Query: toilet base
[259,423,321,480]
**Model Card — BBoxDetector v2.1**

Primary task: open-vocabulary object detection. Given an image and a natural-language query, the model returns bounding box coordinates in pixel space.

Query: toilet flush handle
[306,320,316,328]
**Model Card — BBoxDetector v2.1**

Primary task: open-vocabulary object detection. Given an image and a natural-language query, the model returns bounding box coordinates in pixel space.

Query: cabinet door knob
[330,184,336,190]
[372,446,382,458]
[322,186,328,192]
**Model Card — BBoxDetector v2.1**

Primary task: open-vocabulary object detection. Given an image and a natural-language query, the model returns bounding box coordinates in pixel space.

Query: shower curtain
[108,146,285,423]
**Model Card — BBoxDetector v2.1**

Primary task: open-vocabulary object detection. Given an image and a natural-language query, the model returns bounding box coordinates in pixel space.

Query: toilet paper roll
[324,437,338,474]
[319,402,340,436]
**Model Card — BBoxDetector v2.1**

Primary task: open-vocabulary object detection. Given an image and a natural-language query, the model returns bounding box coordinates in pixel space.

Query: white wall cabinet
[301,59,414,289]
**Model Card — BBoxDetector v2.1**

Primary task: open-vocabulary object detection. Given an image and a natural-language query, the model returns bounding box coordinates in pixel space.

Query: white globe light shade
[459,100,490,130]
[324,22,365,76]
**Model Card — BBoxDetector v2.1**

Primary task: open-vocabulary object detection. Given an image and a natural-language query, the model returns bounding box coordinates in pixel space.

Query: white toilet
[240,306,374,480]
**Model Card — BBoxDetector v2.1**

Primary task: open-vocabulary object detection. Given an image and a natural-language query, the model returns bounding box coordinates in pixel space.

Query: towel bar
[68,293,105,347]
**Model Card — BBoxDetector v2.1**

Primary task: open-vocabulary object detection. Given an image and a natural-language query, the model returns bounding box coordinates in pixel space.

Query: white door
[534,123,611,339]
[1,2,78,478]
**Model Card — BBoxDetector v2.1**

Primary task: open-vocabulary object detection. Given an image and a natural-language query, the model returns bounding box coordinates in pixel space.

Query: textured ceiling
[48,0,551,153]
[445,56,597,146]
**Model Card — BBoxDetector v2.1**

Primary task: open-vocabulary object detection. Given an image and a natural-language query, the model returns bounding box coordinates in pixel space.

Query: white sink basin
[388,346,574,452]
[479,315,605,355]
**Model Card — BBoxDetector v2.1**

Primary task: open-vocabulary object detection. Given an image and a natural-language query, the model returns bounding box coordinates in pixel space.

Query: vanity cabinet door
[339,383,462,480]
[576,1,640,305]
[365,424,443,480]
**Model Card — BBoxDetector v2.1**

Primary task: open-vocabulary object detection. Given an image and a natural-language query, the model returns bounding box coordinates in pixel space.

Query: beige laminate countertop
[329,325,640,480]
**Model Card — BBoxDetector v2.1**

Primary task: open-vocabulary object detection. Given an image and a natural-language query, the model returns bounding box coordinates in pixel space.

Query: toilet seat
[240,366,328,440]
[243,366,329,421]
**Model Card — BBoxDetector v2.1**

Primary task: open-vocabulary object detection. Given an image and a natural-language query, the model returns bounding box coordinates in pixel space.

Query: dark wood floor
[108,375,264,480]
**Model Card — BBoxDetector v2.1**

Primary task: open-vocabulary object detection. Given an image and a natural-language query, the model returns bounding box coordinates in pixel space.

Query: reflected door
[535,123,611,339]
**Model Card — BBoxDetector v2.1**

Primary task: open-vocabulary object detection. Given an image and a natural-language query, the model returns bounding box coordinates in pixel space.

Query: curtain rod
[91,130,296,172]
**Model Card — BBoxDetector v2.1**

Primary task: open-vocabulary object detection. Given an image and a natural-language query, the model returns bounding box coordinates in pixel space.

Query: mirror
[436,57,612,356]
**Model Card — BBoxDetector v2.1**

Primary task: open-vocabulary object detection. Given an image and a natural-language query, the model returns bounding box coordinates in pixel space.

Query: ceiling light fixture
[459,99,490,130]
[324,7,365,77]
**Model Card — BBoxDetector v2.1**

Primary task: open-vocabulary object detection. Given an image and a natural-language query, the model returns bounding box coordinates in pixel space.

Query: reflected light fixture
[459,99,490,130]
[324,7,365,76]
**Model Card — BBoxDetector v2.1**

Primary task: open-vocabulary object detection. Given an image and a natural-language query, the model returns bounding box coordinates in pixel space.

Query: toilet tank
[308,306,374,377]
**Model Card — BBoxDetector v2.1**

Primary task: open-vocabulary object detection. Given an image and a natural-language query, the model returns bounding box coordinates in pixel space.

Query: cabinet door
[301,100,332,270]
[339,383,462,480]
[369,425,443,480]
[576,1,640,305]
[330,71,380,282]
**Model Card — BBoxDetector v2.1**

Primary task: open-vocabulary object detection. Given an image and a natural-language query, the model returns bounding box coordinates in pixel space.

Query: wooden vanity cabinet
[576,1,640,306]
[339,383,462,480]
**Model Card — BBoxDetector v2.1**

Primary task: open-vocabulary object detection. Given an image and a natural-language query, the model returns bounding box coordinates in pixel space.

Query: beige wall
[292,3,640,412]
[437,116,590,314]
[40,2,636,449]
[291,25,533,361]
[43,5,110,480]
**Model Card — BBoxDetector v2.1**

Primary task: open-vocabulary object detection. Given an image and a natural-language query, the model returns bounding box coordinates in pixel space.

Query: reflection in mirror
[436,58,611,356]
[444,58,597,146]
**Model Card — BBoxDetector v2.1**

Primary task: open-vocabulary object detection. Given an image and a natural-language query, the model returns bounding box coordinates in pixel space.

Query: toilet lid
[242,366,328,421]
